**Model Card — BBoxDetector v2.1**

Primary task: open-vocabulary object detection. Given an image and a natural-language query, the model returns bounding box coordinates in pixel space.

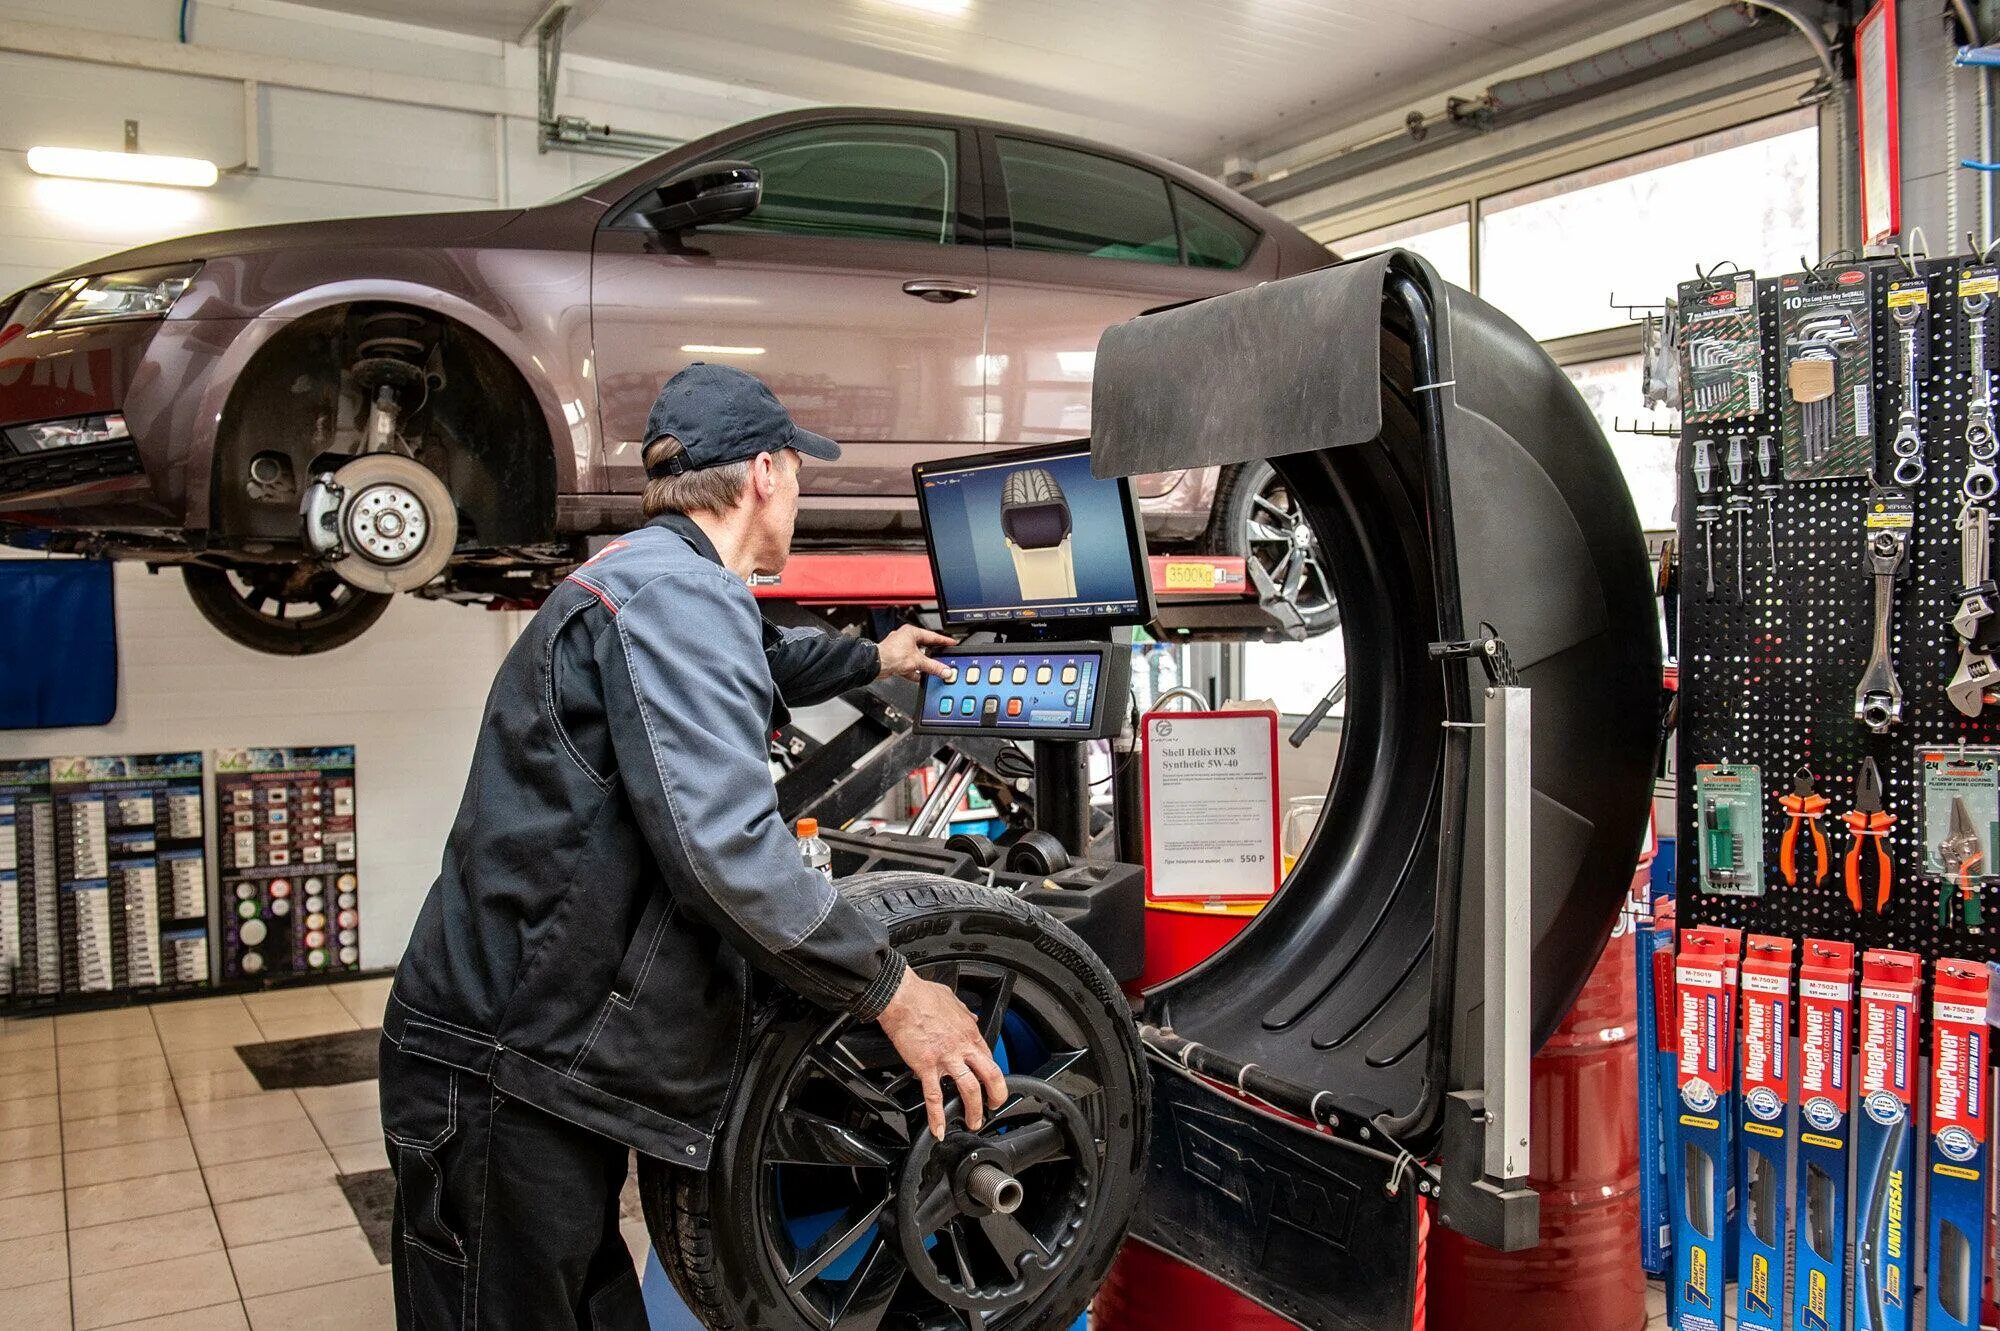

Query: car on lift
[0,107,1334,655]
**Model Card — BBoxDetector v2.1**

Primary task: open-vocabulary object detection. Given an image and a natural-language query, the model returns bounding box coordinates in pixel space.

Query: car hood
[44,208,528,282]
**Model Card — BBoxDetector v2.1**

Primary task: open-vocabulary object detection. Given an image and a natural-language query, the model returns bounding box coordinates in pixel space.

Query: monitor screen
[915,443,1151,629]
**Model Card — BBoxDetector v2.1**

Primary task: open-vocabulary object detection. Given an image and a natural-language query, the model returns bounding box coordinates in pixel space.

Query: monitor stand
[998,621,1123,861]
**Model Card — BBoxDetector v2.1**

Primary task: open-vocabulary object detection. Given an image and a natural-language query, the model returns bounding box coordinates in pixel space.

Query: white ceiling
[280,0,1667,162]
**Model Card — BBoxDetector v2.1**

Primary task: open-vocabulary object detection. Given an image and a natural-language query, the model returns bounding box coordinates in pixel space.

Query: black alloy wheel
[181,561,391,656]
[640,874,1146,1331]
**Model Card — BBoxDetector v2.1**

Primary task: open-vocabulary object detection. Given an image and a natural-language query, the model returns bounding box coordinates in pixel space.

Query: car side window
[708,123,959,244]
[995,138,1178,266]
[1173,184,1260,271]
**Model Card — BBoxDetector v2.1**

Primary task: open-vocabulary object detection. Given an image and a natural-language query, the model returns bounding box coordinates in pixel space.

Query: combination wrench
[1889,301,1926,485]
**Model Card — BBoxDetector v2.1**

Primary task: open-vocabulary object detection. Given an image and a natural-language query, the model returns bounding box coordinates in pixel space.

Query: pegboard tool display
[1675,255,2000,967]
[47,753,207,996]
[0,760,59,1003]
[215,746,360,979]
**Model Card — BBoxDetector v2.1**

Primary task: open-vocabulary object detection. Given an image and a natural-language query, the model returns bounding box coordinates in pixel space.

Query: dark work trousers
[379,1035,649,1330]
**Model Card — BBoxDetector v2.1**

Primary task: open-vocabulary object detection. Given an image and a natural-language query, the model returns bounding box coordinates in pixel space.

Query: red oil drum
[1426,912,1645,1330]
[1095,1241,1299,1331]
[1130,899,1262,993]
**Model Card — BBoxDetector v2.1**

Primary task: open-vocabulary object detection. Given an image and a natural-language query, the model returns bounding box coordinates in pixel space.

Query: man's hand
[876,624,957,683]
[875,969,1009,1138]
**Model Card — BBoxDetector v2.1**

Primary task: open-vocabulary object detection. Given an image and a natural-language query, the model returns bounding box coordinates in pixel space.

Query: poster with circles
[214,746,360,980]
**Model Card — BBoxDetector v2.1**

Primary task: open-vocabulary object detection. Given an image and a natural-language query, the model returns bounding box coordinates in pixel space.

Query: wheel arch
[186,281,579,531]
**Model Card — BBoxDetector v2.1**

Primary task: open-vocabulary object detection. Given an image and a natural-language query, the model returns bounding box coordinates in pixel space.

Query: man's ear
[751,451,780,500]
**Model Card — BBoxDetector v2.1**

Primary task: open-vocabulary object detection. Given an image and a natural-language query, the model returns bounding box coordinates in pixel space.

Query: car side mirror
[638,160,761,233]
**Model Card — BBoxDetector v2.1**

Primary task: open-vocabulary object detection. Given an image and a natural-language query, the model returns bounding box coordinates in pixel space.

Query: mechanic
[378,362,1009,1329]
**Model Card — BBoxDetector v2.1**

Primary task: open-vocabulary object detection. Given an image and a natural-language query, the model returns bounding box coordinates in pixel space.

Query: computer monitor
[913,441,1153,631]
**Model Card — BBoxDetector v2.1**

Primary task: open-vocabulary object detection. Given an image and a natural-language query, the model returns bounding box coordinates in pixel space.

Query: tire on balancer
[638,871,1146,1330]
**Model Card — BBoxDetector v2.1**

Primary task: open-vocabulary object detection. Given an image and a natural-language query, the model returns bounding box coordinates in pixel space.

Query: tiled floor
[0,978,649,1329]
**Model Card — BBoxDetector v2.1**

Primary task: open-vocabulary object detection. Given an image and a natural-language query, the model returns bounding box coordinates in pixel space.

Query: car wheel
[639,872,1146,1331]
[1213,460,1341,635]
[182,562,391,656]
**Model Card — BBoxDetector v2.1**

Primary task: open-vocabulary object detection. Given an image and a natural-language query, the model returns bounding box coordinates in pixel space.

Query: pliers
[1778,768,1830,886]
[1842,757,1895,912]
[1939,795,1985,931]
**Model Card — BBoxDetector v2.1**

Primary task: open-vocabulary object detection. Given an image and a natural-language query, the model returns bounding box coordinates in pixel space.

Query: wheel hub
[344,482,428,566]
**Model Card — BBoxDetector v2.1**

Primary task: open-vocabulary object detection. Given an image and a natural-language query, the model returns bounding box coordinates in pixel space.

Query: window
[1327,205,1473,290]
[1174,185,1259,270]
[997,138,1178,265]
[1243,630,1348,717]
[713,123,958,244]
[1479,110,1818,341]
[1562,354,1676,531]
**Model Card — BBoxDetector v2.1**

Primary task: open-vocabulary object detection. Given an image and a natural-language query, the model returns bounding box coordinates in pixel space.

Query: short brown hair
[640,437,753,518]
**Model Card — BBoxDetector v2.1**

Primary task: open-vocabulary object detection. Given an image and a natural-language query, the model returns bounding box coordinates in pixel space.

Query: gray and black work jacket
[385,512,904,1165]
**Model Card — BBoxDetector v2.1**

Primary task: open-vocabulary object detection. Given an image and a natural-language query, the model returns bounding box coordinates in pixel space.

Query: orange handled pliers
[1778,768,1830,887]
[1841,757,1895,912]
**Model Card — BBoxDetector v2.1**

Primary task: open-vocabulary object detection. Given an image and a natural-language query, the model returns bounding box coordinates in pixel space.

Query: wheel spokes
[975,970,1016,1053]
[769,1107,893,1169]
[786,1198,890,1292]
[1027,1049,1100,1102]
[975,1211,1051,1275]
[829,1236,905,1331]
[808,1047,913,1142]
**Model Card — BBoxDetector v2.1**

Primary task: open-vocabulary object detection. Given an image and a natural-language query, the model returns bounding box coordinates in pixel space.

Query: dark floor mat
[235,1027,379,1090]
[339,1168,396,1265]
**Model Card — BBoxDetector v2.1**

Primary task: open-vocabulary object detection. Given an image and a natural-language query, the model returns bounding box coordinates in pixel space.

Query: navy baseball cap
[642,363,841,478]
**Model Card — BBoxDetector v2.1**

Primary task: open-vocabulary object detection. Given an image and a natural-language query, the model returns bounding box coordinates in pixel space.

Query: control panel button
[1006,698,1023,717]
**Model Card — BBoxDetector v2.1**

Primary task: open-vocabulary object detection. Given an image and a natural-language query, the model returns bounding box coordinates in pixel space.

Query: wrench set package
[1778,263,1878,481]
[1678,268,1764,423]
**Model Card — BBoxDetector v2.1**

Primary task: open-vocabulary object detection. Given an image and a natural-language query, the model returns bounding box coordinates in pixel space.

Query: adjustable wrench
[1854,496,1911,733]
[1888,302,1926,485]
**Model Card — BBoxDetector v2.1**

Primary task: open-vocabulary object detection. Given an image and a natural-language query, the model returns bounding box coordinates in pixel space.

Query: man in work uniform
[381,363,1008,1329]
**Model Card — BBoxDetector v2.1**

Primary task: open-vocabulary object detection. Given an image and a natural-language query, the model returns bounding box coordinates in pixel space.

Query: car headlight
[3,264,200,334]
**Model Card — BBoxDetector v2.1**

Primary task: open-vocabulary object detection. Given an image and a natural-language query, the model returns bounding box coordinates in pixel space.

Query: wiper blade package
[1796,939,1856,1331]
[1672,924,1741,1331]
[1924,959,1991,1331]
[1737,935,1793,1329]
[1854,949,1921,1331]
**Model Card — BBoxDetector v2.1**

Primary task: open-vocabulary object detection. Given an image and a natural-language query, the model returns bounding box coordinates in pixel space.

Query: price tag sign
[1141,709,1281,902]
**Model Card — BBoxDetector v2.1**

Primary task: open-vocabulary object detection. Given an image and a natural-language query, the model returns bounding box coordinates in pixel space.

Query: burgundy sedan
[0,108,1332,654]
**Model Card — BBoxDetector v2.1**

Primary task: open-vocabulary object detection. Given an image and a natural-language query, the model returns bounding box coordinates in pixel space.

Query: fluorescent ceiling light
[680,344,766,356]
[27,146,220,189]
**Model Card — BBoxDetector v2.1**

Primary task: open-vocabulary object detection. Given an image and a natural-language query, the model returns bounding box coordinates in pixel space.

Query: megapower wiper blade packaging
[1854,949,1921,1331]
[1737,935,1793,1329]
[1672,924,1741,1331]
[1925,959,1991,1331]
[1796,938,1856,1331]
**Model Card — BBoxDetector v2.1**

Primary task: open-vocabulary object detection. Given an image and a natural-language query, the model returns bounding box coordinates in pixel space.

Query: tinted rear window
[1173,184,1259,270]
[715,123,958,244]
[996,138,1178,265]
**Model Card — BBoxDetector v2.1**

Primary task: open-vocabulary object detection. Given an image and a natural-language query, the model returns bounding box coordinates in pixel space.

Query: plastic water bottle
[797,818,832,883]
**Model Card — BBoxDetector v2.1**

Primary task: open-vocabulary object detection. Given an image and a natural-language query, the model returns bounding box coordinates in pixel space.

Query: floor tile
[105,1304,249,1331]
[0,1276,70,1329]
[172,1071,269,1105]
[55,1009,156,1046]
[328,1138,388,1175]
[57,1055,173,1094]
[150,995,252,1019]
[0,1045,56,1077]
[307,1106,381,1149]
[228,1225,380,1299]
[66,1170,209,1230]
[0,1153,64,1200]
[179,1093,303,1136]
[0,1093,59,1131]
[240,993,349,1024]
[0,1022,55,1054]
[213,1184,355,1249]
[192,1117,325,1169]
[167,1046,251,1079]
[0,1190,64,1242]
[243,1269,390,1331]
[0,1120,62,1159]
[294,1081,378,1119]
[65,1135,198,1188]
[56,1032,164,1069]
[202,1146,338,1205]
[153,1015,264,1055]
[63,1106,188,1152]
[0,1068,56,1102]
[72,1249,238,1330]
[60,1081,177,1122]
[329,981,390,1027]
[69,1205,223,1277]
[0,1229,67,1290]
[249,1013,362,1044]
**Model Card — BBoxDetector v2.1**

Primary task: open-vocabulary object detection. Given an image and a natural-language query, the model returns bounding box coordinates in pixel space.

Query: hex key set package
[1674,253,2000,1330]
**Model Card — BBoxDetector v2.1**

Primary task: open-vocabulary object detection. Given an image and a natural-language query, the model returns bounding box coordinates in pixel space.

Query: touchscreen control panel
[916,645,1128,741]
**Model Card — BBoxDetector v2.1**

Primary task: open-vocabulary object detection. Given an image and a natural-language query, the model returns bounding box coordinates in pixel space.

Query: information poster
[49,753,207,994]
[1141,710,1281,901]
[0,760,59,1004]
[214,746,360,978]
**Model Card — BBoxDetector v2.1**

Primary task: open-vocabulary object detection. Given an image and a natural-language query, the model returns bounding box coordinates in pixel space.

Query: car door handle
[902,279,979,303]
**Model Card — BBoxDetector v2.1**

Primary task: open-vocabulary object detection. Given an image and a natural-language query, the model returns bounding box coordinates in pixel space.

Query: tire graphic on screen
[999,467,1077,603]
